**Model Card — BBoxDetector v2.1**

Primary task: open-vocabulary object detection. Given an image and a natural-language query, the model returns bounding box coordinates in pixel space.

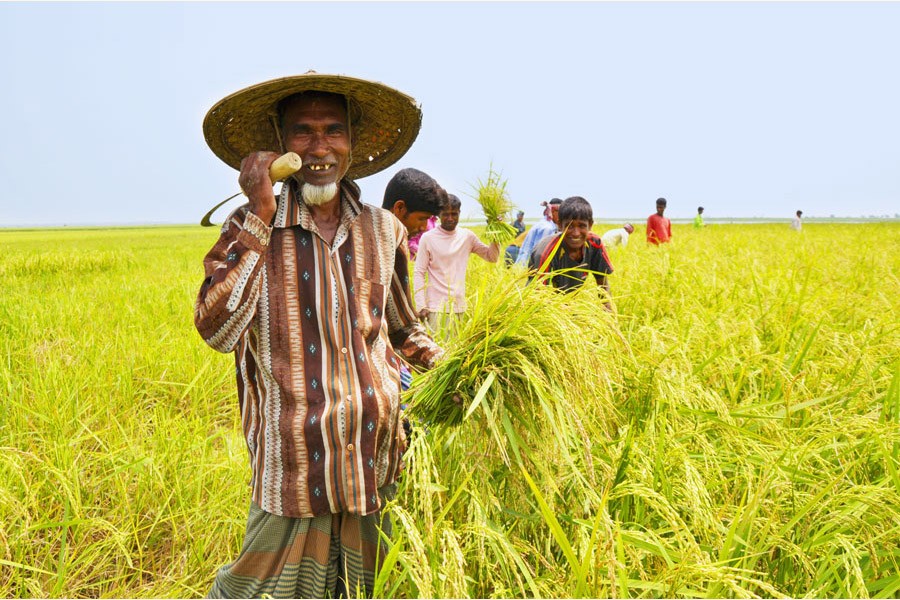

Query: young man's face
[392,202,433,236]
[439,206,460,231]
[561,218,593,253]
[656,203,666,216]
[280,95,351,187]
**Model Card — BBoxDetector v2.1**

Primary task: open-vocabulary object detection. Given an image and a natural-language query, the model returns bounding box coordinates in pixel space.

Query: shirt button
[347,443,354,452]
[345,396,352,403]
[341,347,348,354]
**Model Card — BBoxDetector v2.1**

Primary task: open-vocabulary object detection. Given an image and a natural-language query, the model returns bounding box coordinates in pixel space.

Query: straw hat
[203,72,422,180]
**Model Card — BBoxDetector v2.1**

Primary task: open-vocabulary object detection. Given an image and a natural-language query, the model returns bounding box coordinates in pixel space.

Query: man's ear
[392,200,407,217]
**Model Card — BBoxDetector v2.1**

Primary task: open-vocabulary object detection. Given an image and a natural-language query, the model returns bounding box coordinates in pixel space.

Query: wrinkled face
[439,206,460,231]
[281,95,351,187]
[561,218,593,253]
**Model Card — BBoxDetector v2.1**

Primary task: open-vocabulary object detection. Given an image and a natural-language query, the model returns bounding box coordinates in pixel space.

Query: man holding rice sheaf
[194,72,449,598]
[414,193,500,335]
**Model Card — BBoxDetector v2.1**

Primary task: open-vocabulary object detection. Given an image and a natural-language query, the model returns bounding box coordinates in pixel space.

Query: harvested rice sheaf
[473,167,518,245]
[406,269,619,428]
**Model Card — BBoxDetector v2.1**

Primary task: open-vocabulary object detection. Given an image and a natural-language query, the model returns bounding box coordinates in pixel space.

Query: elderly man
[196,73,448,598]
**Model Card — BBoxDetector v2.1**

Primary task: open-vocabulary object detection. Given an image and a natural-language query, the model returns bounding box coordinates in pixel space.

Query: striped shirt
[195,179,443,518]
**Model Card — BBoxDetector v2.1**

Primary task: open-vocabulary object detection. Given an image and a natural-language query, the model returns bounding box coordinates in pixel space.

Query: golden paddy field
[1,221,898,598]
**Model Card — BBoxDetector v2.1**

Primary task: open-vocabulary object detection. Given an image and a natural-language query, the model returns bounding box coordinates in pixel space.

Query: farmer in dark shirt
[528,196,614,308]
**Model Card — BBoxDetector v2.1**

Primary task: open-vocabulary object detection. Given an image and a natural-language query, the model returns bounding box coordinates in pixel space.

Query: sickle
[200,153,302,227]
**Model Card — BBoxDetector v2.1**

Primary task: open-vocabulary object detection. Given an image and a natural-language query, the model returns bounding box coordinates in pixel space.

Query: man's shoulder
[360,202,403,234]
[532,232,557,255]
[360,201,392,220]
[420,226,444,241]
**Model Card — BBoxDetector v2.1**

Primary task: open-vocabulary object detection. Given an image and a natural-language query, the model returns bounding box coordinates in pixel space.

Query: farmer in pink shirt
[414,194,500,335]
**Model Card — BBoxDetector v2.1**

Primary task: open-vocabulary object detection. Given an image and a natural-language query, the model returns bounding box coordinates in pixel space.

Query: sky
[1,1,899,227]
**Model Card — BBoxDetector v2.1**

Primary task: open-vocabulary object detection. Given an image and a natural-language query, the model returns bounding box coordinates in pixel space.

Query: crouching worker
[527,196,614,310]
[195,72,448,598]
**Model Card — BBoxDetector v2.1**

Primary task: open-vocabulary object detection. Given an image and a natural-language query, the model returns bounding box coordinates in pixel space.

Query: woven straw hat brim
[203,73,422,180]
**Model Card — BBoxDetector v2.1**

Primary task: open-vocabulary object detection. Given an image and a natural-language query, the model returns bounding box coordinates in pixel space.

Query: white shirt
[414,227,499,313]
[791,216,802,231]
[601,227,630,248]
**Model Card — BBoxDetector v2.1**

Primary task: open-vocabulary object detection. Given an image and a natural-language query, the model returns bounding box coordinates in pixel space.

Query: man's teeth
[309,164,331,172]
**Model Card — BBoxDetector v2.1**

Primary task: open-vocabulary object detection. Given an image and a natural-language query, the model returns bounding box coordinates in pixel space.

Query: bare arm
[470,230,500,263]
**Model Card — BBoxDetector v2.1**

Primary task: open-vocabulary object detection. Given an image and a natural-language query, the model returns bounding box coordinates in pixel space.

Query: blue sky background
[1,1,899,226]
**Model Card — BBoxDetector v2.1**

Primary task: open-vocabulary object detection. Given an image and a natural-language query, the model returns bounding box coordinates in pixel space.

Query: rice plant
[470,165,518,244]
[1,221,899,597]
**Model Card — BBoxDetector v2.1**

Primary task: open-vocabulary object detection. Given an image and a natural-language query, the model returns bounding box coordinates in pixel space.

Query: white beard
[301,182,339,207]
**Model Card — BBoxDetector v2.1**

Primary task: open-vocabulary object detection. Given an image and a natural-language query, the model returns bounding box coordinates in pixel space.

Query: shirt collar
[274,179,362,230]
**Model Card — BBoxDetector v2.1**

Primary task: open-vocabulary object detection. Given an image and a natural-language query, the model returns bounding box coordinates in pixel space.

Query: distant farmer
[414,193,499,335]
[694,206,705,228]
[515,198,562,266]
[601,223,635,249]
[382,167,446,243]
[504,229,528,266]
[646,197,672,244]
[791,209,803,231]
[512,210,526,236]
[195,72,452,598]
[528,196,614,308]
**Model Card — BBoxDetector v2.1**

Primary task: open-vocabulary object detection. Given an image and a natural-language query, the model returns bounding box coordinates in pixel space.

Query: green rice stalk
[471,165,518,244]
[405,267,620,433]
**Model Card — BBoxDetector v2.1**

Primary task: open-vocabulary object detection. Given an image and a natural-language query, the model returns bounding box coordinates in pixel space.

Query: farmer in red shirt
[646,197,672,244]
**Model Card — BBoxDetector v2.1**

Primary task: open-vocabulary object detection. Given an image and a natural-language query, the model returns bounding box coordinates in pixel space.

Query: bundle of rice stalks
[406,266,620,431]
[472,166,518,244]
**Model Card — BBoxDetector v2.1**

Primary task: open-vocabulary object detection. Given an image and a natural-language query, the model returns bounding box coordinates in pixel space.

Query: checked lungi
[208,486,394,599]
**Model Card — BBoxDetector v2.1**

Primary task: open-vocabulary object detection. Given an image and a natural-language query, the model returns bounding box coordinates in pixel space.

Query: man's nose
[308,133,330,156]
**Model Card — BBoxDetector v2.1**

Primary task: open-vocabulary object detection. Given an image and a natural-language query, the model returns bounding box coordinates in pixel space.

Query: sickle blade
[200,191,243,227]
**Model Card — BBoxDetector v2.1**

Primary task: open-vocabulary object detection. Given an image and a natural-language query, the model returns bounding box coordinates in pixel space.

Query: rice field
[1,221,898,598]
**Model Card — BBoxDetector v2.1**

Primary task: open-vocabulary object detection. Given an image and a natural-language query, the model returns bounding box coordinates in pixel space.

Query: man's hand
[239,151,280,225]
[452,393,463,407]
[417,308,429,320]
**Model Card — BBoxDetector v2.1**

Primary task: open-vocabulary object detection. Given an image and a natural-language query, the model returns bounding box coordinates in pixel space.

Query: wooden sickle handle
[200,153,303,227]
[268,152,302,181]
